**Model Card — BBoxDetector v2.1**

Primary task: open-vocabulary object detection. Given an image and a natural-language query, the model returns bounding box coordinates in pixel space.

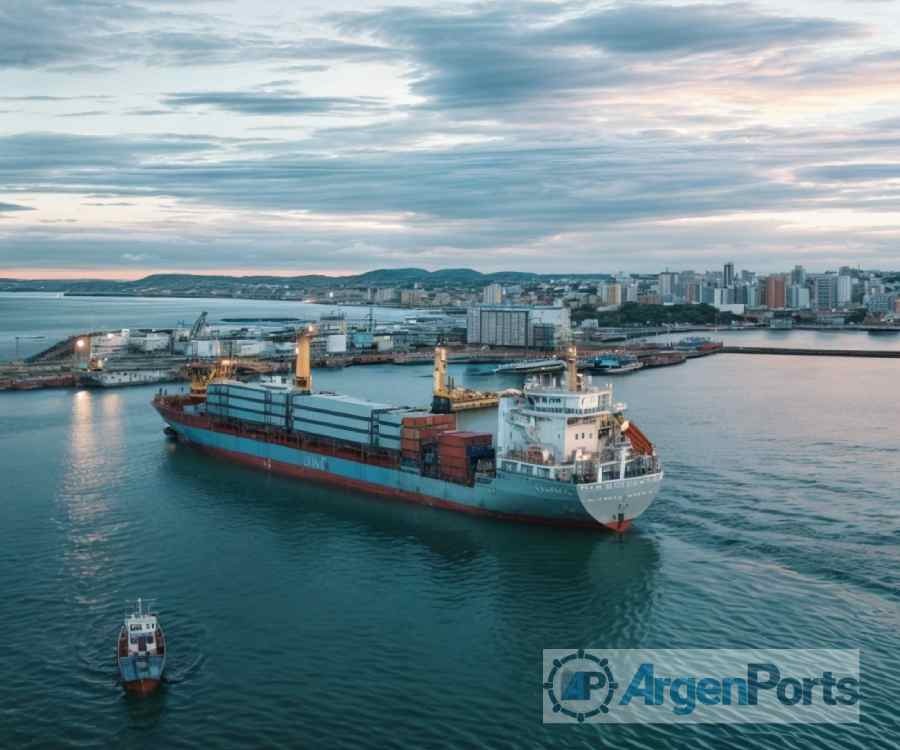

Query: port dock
[721,347,900,358]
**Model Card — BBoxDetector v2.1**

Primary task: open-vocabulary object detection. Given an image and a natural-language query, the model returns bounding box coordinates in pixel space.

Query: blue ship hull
[155,399,661,530]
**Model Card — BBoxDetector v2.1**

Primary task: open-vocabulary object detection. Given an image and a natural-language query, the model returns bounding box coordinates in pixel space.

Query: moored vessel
[494,358,566,375]
[117,598,166,695]
[152,335,662,531]
[673,336,723,357]
[589,353,644,374]
[80,368,180,388]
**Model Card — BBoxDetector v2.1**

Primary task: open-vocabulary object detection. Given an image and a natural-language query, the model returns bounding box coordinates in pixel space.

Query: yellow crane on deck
[431,346,499,413]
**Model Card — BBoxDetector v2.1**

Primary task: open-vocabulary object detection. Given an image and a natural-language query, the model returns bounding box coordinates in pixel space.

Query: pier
[721,347,900,358]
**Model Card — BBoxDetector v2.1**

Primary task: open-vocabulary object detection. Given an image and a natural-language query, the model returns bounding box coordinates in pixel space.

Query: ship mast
[433,346,448,397]
[565,344,579,392]
[295,325,315,393]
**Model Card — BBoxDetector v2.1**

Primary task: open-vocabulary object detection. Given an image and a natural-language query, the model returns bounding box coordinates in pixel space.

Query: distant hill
[0,267,615,295]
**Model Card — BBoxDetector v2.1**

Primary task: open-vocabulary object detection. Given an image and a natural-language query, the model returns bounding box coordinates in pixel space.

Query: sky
[1,0,899,279]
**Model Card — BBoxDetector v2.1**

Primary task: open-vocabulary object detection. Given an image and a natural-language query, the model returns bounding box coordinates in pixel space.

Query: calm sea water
[1,300,899,748]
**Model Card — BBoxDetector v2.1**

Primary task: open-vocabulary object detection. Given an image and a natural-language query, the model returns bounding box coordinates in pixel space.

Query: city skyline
[2,0,900,277]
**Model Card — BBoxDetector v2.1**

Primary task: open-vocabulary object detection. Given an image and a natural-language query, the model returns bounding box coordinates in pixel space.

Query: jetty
[721,347,900,358]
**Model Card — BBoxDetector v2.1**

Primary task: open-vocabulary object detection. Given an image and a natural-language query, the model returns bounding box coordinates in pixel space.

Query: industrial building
[466,305,570,349]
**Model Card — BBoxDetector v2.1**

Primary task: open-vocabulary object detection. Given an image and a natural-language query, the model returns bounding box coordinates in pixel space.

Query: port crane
[188,311,208,340]
[431,346,499,413]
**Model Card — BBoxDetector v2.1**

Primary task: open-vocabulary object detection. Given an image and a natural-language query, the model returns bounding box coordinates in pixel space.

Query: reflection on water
[58,390,118,583]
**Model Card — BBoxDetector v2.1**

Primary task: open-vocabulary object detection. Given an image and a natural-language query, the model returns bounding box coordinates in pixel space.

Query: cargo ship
[117,598,166,695]
[152,333,662,530]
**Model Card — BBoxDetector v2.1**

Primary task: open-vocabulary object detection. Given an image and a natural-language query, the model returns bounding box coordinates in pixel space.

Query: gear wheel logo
[543,650,618,722]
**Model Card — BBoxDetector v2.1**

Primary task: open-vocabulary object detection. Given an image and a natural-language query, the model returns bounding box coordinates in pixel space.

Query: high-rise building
[766,275,787,309]
[685,282,702,304]
[814,275,839,310]
[466,305,570,347]
[482,283,503,305]
[791,265,806,286]
[374,287,397,304]
[723,262,734,288]
[787,285,810,309]
[599,283,622,307]
[658,272,676,301]
[837,275,853,305]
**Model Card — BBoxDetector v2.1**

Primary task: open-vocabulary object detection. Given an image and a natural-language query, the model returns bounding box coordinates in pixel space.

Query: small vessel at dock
[638,352,687,368]
[494,358,566,375]
[117,598,166,695]
[673,336,723,357]
[589,353,644,374]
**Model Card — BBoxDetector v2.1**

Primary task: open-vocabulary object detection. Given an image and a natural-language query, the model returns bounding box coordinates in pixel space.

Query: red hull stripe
[123,679,161,695]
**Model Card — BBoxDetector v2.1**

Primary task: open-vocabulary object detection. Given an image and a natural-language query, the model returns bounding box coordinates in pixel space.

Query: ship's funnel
[295,325,315,392]
[565,344,578,391]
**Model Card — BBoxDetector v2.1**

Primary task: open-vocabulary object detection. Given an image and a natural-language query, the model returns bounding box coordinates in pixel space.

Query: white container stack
[207,381,291,429]
[205,382,421,452]
[291,393,417,449]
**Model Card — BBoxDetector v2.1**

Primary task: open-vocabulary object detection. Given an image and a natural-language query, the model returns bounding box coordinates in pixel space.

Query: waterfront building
[837,275,853,305]
[723,262,735,288]
[658,272,676,301]
[599,283,622,307]
[865,292,897,314]
[400,289,427,306]
[482,283,503,305]
[814,275,839,310]
[787,285,811,309]
[466,305,570,348]
[374,288,397,304]
[766,275,787,310]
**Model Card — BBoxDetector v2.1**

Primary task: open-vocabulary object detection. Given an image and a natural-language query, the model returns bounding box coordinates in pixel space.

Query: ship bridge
[520,375,623,417]
[496,350,658,486]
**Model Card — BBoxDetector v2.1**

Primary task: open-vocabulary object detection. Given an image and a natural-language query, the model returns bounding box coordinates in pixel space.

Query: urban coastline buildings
[466,305,571,349]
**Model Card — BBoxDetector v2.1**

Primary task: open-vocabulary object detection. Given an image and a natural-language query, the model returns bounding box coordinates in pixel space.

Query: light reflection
[57,389,125,584]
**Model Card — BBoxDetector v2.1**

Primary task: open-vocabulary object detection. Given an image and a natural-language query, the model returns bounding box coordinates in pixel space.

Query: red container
[438,431,492,447]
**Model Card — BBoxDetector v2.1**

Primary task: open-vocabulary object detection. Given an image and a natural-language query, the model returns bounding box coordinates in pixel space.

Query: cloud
[0,201,34,212]
[547,3,860,55]
[56,110,107,118]
[334,2,864,110]
[163,90,387,115]
[0,2,898,274]
[797,163,900,182]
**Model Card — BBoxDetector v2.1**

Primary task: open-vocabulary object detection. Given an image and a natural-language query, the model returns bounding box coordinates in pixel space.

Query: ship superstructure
[152,335,662,530]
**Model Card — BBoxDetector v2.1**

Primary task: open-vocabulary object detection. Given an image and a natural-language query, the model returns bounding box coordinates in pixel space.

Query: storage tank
[326,334,347,354]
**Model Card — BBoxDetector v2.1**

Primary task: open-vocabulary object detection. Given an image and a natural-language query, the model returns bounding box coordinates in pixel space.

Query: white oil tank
[326,334,347,354]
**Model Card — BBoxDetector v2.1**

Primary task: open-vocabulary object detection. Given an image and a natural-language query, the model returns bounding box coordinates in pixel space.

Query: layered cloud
[1,0,899,275]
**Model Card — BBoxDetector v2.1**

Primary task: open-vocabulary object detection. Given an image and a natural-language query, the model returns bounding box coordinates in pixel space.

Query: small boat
[117,598,166,695]
[673,336,724,357]
[590,353,644,374]
[639,352,687,368]
[494,358,566,375]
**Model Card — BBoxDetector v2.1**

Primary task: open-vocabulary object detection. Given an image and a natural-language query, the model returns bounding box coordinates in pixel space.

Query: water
[2,305,899,748]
